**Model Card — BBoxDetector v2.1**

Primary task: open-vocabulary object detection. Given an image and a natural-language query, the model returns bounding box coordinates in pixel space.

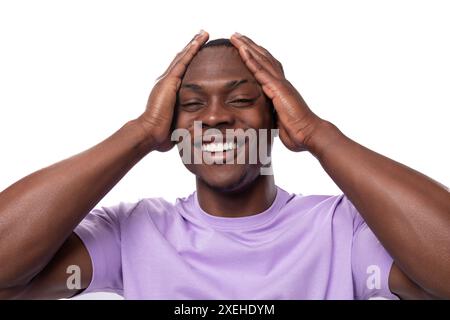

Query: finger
[157,30,209,81]
[240,35,279,63]
[233,34,272,59]
[230,35,281,78]
[167,31,209,79]
[230,35,273,70]
[239,35,285,76]
[231,34,284,76]
[168,30,207,68]
[238,46,280,99]
[157,30,207,80]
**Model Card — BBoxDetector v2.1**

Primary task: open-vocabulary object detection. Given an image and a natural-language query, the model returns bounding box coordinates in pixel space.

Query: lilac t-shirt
[74,186,397,299]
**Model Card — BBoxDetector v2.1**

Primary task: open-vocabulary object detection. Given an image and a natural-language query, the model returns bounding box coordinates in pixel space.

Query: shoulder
[279,189,361,228]
[282,190,356,216]
[120,193,194,224]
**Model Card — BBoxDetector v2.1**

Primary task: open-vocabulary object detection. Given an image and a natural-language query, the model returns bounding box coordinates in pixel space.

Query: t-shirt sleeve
[341,196,399,300]
[73,202,138,296]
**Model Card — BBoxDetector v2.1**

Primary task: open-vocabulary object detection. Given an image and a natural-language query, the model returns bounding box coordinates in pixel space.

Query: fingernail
[199,29,205,35]
[234,32,242,37]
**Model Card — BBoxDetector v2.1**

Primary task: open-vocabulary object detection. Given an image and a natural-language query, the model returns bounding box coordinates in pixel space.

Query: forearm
[307,120,450,297]
[0,118,153,288]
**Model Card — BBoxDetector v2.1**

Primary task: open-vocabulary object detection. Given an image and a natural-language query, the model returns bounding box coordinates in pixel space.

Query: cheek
[174,111,193,130]
[240,104,273,129]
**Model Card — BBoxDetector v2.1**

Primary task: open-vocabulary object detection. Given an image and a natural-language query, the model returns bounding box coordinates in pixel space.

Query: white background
[0,0,448,299]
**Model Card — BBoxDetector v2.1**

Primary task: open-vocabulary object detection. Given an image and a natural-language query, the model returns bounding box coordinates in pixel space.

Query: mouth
[201,142,237,153]
[192,138,248,165]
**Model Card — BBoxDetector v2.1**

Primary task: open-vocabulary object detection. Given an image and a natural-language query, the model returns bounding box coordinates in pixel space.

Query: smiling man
[0,31,449,300]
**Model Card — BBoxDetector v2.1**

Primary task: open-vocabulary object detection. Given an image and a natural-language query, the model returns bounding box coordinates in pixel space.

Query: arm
[0,30,209,298]
[0,233,91,299]
[230,33,450,299]
[307,120,450,298]
[0,119,150,297]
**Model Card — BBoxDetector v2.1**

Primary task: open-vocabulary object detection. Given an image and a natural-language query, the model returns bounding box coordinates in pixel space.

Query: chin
[190,163,259,193]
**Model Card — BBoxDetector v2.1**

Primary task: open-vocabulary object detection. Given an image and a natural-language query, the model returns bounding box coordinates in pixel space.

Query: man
[0,30,449,299]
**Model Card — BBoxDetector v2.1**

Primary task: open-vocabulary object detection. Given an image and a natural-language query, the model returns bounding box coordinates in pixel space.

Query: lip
[193,135,225,147]
[193,135,247,148]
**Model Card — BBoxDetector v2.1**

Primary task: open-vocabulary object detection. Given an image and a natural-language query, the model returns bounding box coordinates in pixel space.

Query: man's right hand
[136,30,209,152]
[0,30,209,298]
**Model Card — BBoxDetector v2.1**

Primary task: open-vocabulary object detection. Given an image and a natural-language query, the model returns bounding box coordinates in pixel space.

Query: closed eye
[179,98,257,111]
[229,98,256,107]
[180,101,204,112]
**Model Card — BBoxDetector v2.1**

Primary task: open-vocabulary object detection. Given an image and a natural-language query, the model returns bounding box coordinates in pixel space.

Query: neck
[196,174,277,218]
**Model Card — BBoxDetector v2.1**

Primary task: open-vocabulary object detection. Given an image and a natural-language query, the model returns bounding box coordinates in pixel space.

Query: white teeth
[201,142,236,152]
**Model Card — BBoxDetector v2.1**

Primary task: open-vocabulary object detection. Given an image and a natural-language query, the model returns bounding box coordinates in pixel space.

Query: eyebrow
[180,79,255,92]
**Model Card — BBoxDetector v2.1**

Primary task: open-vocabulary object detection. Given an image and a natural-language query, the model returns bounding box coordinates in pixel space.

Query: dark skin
[176,45,277,217]
[0,30,448,299]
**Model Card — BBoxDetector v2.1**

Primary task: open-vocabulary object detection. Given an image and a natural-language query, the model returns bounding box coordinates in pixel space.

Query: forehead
[182,46,255,84]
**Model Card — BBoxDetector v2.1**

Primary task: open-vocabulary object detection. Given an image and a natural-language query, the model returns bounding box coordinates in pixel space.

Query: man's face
[174,46,275,192]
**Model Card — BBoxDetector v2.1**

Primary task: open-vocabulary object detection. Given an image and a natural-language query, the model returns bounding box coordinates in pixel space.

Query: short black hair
[200,38,233,50]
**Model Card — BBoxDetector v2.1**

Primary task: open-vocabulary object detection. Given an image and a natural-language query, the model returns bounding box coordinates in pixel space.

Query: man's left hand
[230,33,326,153]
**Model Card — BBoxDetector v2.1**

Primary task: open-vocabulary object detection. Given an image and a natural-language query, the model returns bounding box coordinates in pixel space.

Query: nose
[200,97,235,129]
